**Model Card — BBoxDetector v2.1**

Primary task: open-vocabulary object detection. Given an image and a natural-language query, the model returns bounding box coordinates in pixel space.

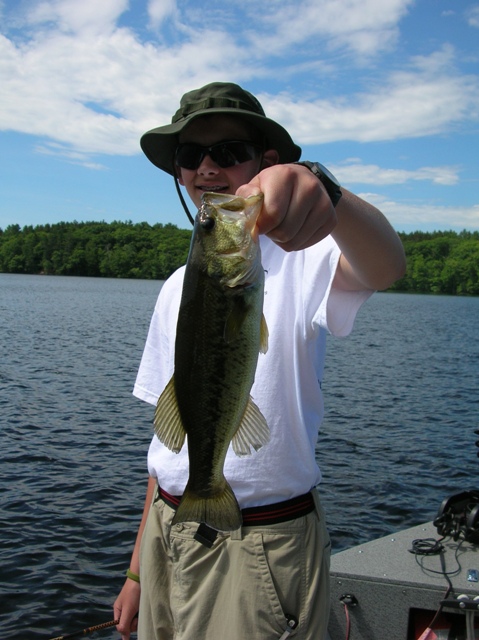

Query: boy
[114,82,406,640]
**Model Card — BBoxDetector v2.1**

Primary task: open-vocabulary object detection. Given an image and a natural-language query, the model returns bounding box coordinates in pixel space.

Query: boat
[327,491,479,639]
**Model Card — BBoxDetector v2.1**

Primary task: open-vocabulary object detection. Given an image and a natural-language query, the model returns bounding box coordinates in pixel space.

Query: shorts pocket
[251,526,306,635]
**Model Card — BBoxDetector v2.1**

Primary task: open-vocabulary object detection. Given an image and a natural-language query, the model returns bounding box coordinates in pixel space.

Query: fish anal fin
[154,376,186,453]
[232,396,270,457]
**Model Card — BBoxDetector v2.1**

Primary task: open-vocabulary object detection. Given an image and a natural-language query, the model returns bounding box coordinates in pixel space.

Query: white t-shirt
[133,235,372,508]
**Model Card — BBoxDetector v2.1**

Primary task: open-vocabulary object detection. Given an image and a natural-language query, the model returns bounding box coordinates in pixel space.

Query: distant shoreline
[1,223,478,295]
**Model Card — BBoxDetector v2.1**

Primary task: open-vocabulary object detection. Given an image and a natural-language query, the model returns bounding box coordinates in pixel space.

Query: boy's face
[176,115,278,208]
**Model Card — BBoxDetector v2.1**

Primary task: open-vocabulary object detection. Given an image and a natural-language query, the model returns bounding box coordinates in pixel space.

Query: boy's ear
[261,149,280,169]
[176,168,185,185]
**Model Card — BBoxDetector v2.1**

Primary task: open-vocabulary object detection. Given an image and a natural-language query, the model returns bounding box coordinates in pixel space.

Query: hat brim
[140,108,302,175]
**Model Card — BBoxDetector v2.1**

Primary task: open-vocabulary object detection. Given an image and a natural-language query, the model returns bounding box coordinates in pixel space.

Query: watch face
[313,163,342,206]
[314,162,340,187]
[295,161,342,206]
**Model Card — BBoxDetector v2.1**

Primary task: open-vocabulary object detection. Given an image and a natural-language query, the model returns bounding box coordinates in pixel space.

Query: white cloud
[148,0,177,29]
[35,142,109,170]
[246,0,414,57]
[265,47,479,144]
[0,30,144,155]
[26,0,129,34]
[363,194,479,231]
[0,23,247,162]
[332,161,461,186]
[0,0,477,167]
[467,5,479,27]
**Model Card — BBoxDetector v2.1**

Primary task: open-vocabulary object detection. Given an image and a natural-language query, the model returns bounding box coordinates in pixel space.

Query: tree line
[0,220,192,281]
[0,222,478,295]
[390,230,479,295]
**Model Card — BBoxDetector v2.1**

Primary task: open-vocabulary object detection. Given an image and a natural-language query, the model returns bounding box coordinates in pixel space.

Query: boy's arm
[114,475,157,640]
[237,163,406,291]
[331,188,406,292]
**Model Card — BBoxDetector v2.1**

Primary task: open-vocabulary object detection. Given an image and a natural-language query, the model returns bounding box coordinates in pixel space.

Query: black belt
[158,486,315,527]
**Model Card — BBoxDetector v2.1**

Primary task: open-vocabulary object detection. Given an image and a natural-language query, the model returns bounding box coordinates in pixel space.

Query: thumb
[235,175,262,199]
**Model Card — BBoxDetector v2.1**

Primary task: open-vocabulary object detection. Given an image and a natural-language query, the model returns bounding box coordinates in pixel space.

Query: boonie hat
[140,82,302,175]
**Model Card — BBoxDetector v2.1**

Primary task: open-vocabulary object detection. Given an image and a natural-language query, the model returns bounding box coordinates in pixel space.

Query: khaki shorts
[138,488,331,640]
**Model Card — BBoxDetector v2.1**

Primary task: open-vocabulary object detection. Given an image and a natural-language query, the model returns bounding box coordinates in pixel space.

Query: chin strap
[173,170,195,226]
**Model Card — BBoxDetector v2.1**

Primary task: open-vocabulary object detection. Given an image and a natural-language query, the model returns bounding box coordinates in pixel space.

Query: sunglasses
[175,140,262,170]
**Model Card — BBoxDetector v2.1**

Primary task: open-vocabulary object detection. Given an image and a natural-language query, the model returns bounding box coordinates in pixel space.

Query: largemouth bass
[154,192,269,532]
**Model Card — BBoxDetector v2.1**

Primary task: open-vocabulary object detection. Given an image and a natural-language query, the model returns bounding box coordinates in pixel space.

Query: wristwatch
[295,161,342,207]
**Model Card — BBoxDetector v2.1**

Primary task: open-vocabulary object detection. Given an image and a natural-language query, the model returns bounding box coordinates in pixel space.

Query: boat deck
[329,521,479,639]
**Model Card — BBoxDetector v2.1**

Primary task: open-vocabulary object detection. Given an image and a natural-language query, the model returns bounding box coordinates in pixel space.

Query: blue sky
[0,0,478,233]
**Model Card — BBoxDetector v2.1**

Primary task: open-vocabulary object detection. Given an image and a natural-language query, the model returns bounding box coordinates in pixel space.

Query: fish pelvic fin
[172,481,242,532]
[154,376,186,453]
[232,396,270,457]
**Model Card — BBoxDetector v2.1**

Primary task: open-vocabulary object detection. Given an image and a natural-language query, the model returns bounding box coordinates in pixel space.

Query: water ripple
[1,276,479,638]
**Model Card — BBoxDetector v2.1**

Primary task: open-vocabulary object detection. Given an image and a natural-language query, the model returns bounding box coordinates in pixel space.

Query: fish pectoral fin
[224,305,268,355]
[260,313,269,354]
[223,299,249,343]
[231,396,270,457]
[154,376,186,453]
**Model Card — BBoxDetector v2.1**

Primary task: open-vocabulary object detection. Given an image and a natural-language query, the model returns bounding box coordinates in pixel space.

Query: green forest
[1,221,478,295]
[0,221,192,281]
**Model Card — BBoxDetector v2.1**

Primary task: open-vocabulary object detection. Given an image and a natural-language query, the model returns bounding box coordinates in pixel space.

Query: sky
[0,0,478,234]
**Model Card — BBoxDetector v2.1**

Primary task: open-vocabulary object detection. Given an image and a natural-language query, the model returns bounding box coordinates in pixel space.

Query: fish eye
[199,214,215,230]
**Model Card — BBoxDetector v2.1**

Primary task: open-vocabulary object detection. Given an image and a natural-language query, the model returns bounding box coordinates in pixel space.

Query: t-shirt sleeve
[305,236,374,337]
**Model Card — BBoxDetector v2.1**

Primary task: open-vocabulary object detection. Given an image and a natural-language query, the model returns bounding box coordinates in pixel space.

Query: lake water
[1,273,478,639]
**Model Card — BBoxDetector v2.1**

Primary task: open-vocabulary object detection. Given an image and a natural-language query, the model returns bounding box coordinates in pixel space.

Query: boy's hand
[236,163,337,251]
[114,579,140,640]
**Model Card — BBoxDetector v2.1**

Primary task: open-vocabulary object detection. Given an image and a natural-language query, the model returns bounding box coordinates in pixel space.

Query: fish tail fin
[172,481,242,532]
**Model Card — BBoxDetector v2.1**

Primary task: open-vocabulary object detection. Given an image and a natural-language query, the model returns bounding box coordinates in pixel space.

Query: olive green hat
[140,82,302,175]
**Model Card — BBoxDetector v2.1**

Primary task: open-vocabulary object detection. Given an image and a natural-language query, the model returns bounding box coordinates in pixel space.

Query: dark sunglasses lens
[175,144,203,170]
[212,142,258,167]
[210,144,238,168]
[176,142,259,170]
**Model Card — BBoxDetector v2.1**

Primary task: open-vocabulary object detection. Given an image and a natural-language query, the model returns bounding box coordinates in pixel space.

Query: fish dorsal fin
[231,396,270,457]
[154,376,186,453]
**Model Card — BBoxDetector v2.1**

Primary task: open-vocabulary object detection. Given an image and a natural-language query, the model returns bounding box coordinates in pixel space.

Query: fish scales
[154,192,270,531]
